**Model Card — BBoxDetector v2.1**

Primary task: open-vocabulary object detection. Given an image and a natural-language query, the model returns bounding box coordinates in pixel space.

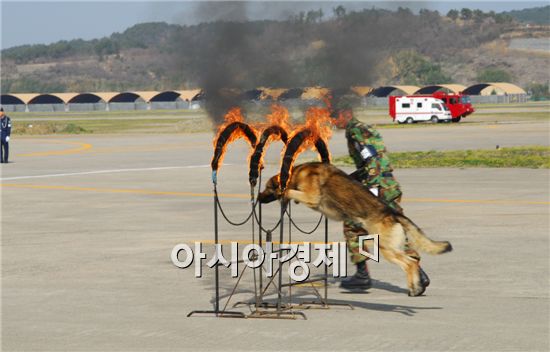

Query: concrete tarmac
[1,122,549,351]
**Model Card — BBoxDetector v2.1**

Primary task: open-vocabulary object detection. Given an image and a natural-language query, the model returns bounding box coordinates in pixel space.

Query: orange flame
[284,105,332,161]
[211,107,258,172]
[265,104,291,131]
[303,105,333,144]
[211,101,336,187]
[278,104,333,188]
[254,105,292,171]
[214,106,245,138]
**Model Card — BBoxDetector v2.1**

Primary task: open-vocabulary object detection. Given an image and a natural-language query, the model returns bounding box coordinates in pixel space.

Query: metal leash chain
[215,184,323,234]
[286,211,324,235]
[252,206,281,234]
[214,187,254,226]
[251,179,282,234]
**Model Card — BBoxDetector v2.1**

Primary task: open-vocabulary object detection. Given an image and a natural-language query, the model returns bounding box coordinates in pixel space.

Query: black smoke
[175,2,458,124]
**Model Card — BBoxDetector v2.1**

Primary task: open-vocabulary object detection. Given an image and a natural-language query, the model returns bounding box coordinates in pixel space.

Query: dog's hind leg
[379,248,424,296]
[373,223,425,296]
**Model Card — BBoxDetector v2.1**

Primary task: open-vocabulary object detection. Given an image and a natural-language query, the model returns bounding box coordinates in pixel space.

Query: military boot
[340,260,372,290]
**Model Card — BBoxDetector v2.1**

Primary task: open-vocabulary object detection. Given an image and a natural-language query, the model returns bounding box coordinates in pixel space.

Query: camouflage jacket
[345,118,395,188]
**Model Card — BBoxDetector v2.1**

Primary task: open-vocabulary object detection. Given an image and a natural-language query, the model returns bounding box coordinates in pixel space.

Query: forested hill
[1,22,180,64]
[504,5,550,25]
[1,7,548,94]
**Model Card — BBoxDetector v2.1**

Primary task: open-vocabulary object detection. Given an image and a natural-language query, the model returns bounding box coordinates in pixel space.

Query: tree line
[0,6,538,94]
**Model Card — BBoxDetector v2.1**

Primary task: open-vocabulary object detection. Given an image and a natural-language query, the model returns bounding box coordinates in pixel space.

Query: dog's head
[258,174,283,204]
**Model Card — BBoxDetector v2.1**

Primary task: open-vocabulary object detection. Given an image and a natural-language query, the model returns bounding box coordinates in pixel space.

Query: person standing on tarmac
[0,107,12,164]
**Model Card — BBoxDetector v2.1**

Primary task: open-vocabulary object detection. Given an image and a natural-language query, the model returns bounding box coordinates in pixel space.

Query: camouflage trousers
[343,183,421,264]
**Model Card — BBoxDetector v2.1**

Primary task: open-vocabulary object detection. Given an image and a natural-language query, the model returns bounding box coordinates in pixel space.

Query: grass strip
[333,146,550,169]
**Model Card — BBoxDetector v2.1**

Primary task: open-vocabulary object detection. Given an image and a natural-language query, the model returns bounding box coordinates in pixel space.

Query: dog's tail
[397,215,452,255]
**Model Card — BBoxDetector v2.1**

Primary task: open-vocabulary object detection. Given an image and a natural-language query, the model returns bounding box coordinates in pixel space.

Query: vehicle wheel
[430,116,439,124]
[406,117,414,124]
[452,117,462,123]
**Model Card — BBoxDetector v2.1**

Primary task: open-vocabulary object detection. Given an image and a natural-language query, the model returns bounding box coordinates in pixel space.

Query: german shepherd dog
[259,162,452,296]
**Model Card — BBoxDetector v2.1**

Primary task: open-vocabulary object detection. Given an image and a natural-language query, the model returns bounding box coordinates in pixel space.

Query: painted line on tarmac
[16,140,93,157]
[0,183,248,199]
[0,182,548,205]
[81,143,207,155]
[0,164,213,181]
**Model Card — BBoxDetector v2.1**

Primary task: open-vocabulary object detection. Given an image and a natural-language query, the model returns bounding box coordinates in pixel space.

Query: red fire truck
[432,92,475,122]
[389,92,475,123]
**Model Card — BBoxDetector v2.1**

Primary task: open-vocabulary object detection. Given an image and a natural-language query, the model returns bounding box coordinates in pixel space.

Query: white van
[389,96,452,124]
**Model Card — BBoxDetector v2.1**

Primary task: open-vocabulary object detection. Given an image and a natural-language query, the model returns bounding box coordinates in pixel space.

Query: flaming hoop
[278,106,333,190]
[279,129,331,190]
[211,108,258,184]
[192,102,351,320]
[248,105,292,186]
[248,125,289,187]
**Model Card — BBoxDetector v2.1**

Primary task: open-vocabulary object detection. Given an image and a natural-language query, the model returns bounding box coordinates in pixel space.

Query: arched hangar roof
[2,93,102,104]
[463,82,526,95]
[54,93,81,103]
[102,90,202,103]
[177,89,202,101]
[108,92,144,103]
[133,90,185,102]
[414,84,467,94]
[148,91,179,102]
[94,91,156,103]
[67,93,104,103]
[301,87,330,100]
[351,86,374,96]
[101,90,201,102]
[93,92,122,103]
[260,88,287,100]
[242,88,263,101]
[2,93,40,104]
[278,88,304,100]
[1,94,27,105]
[133,91,162,102]
[1,90,204,104]
[51,93,103,104]
[369,85,421,97]
[28,94,65,104]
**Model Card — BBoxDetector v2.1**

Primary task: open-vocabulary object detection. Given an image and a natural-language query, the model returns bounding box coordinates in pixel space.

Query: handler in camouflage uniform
[332,109,430,291]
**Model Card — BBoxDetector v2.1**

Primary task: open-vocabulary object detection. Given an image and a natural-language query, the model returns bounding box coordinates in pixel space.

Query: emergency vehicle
[432,92,475,122]
[389,96,452,124]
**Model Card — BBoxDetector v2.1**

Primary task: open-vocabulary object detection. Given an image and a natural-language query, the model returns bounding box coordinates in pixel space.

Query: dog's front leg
[285,189,320,209]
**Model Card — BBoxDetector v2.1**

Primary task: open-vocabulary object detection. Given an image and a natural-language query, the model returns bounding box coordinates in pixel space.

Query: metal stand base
[247,309,307,320]
[188,169,344,321]
[296,301,354,310]
[232,301,292,310]
[232,299,353,312]
[187,310,246,318]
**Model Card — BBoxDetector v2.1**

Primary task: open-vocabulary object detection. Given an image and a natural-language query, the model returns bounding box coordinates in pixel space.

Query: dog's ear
[268,175,280,189]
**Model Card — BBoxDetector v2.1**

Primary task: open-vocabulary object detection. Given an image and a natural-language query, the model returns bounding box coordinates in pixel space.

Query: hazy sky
[1,1,547,49]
